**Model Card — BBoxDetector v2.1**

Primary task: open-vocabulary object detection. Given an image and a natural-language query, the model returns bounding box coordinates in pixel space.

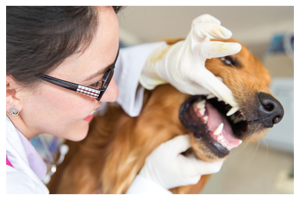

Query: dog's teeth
[203,116,208,123]
[233,117,243,124]
[213,123,224,136]
[229,114,243,124]
[239,113,246,121]
[196,100,206,110]
[196,100,206,115]
[239,140,243,144]
[226,107,239,116]
[199,107,205,115]
[217,135,224,141]
[230,115,236,121]
[206,94,216,99]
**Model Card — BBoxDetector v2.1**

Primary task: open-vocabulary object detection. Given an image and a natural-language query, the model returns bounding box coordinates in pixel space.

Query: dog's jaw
[179,95,244,161]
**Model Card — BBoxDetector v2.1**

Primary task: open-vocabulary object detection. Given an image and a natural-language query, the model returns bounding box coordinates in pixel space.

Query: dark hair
[6,6,123,87]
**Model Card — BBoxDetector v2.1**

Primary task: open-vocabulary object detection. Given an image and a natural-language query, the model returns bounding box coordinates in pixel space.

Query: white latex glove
[140,14,242,108]
[139,135,223,189]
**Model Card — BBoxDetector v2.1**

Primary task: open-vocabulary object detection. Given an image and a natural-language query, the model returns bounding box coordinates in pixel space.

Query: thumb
[179,157,224,175]
[164,135,191,157]
[197,41,242,59]
[193,160,224,175]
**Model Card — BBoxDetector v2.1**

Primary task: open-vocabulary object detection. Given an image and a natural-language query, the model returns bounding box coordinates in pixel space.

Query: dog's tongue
[206,103,241,148]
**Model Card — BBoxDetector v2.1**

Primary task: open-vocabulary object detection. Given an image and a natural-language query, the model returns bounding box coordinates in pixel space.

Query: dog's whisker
[244,142,261,168]
[260,137,269,161]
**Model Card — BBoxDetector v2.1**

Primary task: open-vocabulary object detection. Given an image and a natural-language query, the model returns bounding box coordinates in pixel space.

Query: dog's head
[141,38,284,162]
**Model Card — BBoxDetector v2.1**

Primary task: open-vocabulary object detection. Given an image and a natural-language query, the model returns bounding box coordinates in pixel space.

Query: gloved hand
[140,14,242,108]
[138,135,223,189]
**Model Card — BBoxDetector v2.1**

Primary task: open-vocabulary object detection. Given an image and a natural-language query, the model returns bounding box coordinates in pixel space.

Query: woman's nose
[100,78,119,102]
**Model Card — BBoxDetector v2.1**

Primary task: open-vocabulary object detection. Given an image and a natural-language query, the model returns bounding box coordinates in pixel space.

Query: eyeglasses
[37,49,119,101]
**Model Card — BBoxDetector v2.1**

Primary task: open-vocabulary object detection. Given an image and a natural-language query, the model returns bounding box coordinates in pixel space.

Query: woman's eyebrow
[82,64,111,83]
[82,49,119,83]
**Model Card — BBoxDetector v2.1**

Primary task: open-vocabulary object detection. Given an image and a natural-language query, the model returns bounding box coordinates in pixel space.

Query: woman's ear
[6,75,24,114]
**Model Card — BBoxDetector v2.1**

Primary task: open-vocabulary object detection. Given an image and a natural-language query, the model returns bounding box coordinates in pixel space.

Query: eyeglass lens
[97,68,114,100]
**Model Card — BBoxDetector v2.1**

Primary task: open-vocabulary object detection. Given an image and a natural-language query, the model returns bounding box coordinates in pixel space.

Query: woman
[6,6,241,194]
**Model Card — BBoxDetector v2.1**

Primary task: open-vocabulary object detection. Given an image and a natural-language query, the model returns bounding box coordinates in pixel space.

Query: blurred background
[117,6,294,194]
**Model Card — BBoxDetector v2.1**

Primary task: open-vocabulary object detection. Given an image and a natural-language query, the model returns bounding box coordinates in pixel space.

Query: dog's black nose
[258,92,284,128]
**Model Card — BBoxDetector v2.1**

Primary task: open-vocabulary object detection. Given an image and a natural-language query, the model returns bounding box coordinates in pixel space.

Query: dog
[47,38,284,194]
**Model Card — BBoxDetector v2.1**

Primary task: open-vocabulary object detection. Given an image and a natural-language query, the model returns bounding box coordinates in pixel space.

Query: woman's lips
[84,110,96,122]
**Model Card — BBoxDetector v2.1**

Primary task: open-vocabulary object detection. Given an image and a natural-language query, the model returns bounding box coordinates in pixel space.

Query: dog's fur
[47,38,283,194]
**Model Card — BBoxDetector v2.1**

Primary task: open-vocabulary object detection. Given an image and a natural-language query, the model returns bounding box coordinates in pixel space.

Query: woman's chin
[64,122,89,142]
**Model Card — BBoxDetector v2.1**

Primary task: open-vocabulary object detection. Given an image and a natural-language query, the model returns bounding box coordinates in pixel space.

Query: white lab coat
[6,116,49,194]
[6,42,171,194]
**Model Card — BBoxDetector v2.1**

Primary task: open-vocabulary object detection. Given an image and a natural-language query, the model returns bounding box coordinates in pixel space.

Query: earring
[9,107,19,116]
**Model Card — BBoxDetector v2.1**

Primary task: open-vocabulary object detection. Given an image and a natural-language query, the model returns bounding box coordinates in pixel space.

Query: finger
[164,135,191,157]
[179,156,223,175]
[177,83,212,95]
[194,160,223,175]
[193,23,232,40]
[197,41,242,59]
[192,69,238,107]
[192,14,221,26]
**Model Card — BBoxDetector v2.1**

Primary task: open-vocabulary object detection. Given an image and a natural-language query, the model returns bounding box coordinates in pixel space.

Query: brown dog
[47,38,284,194]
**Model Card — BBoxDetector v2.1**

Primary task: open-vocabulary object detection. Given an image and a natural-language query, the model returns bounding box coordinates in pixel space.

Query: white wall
[117,6,294,59]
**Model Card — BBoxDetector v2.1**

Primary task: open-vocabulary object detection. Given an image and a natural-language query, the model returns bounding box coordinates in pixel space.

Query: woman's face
[19,7,119,141]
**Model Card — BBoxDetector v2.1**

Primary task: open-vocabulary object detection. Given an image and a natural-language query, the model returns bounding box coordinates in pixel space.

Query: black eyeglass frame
[36,49,119,101]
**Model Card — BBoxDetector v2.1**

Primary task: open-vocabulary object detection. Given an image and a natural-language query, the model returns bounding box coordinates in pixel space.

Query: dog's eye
[220,56,236,66]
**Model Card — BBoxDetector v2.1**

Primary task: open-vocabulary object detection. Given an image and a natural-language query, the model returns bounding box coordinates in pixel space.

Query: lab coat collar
[6,116,29,166]
[6,115,49,194]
